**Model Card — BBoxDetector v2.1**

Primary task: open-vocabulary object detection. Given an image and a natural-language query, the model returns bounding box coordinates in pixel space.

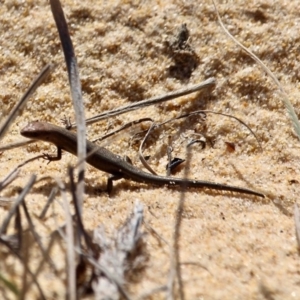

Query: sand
[0,0,300,299]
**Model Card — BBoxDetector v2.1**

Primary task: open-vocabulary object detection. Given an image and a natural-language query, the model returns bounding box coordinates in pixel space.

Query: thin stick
[0,175,36,236]
[138,122,158,175]
[143,220,170,247]
[0,64,52,141]
[0,155,44,192]
[0,139,35,152]
[50,0,86,216]
[20,230,30,300]
[0,235,46,299]
[15,207,22,255]
[159,110,261,149]
[68,166,93,251]
[39,187,58,220]
[167,148,191,300]
[294,204,300,249]
[92,118,153,143]
[68,78,216,128]
[180,261,212,276]
[56,178,76,300]
[212,0,300,140]
[21,200,58,296]
[22,201,57,273]
[137,285,168,300]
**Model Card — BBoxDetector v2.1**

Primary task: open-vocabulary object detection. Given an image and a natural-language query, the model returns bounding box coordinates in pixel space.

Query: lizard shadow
[84,177,266,202]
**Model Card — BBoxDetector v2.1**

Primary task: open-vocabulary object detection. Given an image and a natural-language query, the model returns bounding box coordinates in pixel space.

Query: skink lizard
[21,121,264,198]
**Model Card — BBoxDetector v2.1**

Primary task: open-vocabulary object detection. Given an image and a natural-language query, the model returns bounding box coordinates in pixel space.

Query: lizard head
[21,121,53,141]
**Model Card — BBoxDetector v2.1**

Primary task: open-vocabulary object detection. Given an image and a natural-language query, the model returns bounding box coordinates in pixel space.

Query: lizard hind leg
[107,174,124,195]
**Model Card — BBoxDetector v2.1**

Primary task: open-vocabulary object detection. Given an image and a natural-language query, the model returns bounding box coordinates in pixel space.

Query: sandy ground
[1,0,300,299]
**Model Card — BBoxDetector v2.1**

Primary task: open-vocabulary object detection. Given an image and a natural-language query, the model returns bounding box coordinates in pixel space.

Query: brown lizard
[21,121,264,197]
